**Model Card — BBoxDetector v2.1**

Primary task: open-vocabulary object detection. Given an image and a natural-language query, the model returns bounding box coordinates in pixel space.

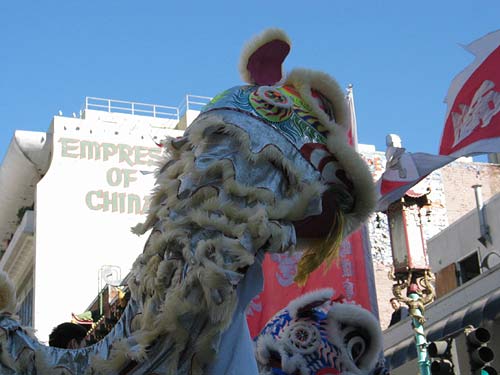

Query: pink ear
[239,29,291,85]
[246,39,290,86]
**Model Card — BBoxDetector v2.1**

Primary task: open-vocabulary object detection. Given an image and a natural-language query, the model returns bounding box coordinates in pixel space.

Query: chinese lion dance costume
[254,289,385,375]
[0,29,384,374]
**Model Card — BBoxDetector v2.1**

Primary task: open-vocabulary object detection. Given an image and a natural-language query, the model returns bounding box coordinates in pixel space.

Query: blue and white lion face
[254,289,384,375]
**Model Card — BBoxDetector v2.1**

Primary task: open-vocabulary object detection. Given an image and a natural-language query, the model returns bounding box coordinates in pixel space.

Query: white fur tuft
[285,68,348,129]
[325,132,376,235]
[285,68,376,233]
[327,303,383,372]
[287,288,334,317]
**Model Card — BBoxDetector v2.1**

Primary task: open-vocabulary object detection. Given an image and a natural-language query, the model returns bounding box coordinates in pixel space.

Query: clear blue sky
[1,1,499,163]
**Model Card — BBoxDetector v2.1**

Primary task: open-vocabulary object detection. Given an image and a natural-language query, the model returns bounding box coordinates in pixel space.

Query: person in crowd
[48,322,88,349]
[388,297,409,327]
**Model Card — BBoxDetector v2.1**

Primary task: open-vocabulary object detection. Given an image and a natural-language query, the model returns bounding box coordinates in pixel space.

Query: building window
[457,252,481,285]
[435,263,457,298]
[18,288,33,327]
[435,251,482,298]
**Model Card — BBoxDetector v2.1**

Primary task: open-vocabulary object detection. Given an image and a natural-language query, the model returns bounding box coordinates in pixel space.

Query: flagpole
[346,84,359,152]
[346,83,383,327]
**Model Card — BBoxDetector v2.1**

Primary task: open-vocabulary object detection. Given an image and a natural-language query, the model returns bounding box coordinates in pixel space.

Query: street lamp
[387,191,435,375]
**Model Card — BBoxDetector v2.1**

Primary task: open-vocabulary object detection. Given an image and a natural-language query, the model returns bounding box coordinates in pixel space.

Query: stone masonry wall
[440,161,500,225]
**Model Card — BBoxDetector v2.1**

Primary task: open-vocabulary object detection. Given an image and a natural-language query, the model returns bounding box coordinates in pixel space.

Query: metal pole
[408,292,431,375]
[473,184,486,233]
[99,291,103,316]
[472,184,492,246]
[346,84,359,152]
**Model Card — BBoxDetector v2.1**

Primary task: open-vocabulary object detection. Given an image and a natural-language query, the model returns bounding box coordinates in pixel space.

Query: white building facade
[0,96,209,342]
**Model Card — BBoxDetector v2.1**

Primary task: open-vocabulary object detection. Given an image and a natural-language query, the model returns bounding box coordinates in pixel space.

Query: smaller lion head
[254,289,384,375]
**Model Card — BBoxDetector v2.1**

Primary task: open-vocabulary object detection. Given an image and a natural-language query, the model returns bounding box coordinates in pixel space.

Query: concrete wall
[428,193,500,273]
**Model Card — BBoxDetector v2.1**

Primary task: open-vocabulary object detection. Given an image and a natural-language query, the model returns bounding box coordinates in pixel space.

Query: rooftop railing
[178,94,212,114]
[85,97,180,120]
[84,95,212,120]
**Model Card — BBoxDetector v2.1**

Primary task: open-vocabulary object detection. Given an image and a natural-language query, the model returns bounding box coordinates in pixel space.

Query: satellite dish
[99,265,122,287]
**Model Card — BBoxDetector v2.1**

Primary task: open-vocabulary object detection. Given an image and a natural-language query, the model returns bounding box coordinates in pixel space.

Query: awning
[384,287,500,370]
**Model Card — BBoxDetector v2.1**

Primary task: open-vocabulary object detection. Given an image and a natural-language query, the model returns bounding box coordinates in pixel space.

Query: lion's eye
[284,322,321,354]
[249,86,293,122]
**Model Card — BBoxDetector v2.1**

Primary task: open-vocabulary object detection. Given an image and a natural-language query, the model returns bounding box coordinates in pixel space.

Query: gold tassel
[294,209,345,286]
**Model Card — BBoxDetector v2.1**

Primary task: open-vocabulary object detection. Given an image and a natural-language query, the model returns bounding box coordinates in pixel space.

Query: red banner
[440,30,500,156]
[246,230,372,338]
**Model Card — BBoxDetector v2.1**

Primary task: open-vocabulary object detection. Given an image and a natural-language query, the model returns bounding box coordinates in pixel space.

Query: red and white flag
[375,146,456,212]
[376,30,500,211]
[440,29,500,156]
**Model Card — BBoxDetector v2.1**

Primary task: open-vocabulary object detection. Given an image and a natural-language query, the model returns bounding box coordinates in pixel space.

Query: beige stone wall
[440,161,500,224]
[372,263,395,330]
